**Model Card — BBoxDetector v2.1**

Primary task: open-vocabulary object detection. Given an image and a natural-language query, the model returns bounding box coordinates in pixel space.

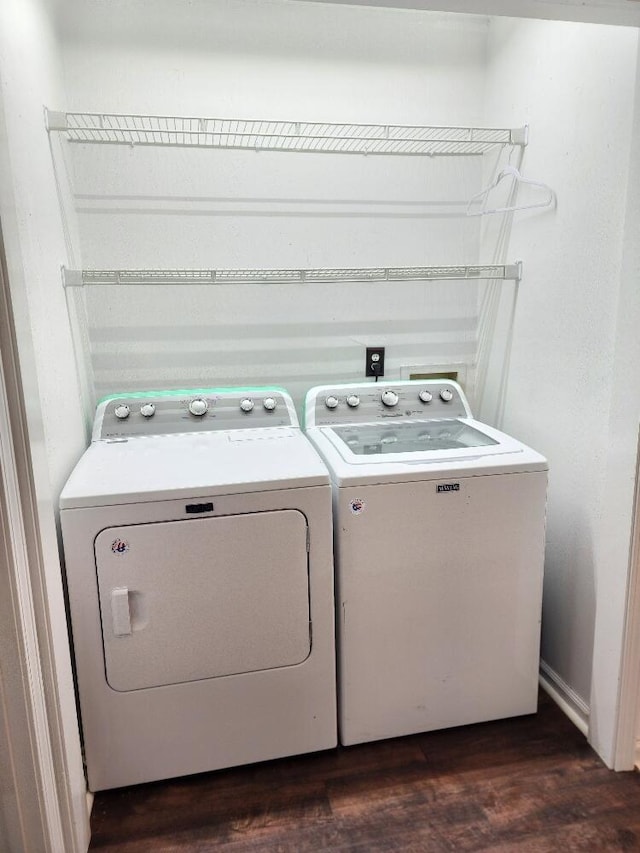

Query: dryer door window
[95,510,311,692]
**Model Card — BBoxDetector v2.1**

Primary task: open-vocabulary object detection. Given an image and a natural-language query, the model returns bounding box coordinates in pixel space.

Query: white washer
[304,379,548,747]
[60,388,337,791]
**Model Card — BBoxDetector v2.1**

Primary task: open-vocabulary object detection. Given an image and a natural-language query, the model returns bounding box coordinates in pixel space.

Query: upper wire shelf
[62,264,522,287]
[46,110,528,156]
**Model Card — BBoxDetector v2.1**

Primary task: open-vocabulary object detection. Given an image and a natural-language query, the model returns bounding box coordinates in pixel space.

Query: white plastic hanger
[466,164,557,217]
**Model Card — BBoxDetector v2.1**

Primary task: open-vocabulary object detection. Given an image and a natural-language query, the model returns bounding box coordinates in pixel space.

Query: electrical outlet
[366,346,385,378]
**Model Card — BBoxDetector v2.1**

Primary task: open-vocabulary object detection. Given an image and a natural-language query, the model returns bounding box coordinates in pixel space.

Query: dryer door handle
[111,587,132,636]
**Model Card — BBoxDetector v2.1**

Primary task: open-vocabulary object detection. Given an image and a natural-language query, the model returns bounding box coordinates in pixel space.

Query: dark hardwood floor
[89,693,640,852]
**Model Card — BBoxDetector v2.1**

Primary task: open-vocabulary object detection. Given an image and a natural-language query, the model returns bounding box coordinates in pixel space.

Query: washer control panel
[96,389,295,440]
[308,380,470,427]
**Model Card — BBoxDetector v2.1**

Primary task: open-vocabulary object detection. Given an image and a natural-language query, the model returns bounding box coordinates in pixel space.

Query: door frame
[614,433,640,770]
[0,218,90,850]
[0,430,54,853]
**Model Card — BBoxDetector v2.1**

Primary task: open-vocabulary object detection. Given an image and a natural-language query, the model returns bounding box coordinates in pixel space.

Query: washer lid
[330,419,499,457]
[306,417,548,485]
[322,418,520,466]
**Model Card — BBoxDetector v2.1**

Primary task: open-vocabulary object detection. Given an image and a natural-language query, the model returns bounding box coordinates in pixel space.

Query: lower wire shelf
[62,263,522,287]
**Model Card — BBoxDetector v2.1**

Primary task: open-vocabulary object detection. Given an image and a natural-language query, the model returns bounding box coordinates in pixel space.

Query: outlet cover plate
[366,346,385,378]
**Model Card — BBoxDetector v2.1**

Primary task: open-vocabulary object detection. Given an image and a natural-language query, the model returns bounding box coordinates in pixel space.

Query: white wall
[1,0,88,490]
[482,17,639,761]
[57,1,503,408]
[0,0,89,847]
[59,0,487,123]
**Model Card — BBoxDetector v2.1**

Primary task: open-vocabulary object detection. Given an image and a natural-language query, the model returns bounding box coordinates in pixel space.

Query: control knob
[381,390,399,407]
[263,397,276,411]
[188,398,208,416]
[114,404,130,420]
[440,388,454,402]
[419,390,433,403]
[240,398,254,413]
[346,394,360,408]
[325,395,339,409]
[140,403,156,418]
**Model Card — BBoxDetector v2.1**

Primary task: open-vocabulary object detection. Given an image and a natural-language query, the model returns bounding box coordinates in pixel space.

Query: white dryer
[60,387,337,791]
[304,380,547,747]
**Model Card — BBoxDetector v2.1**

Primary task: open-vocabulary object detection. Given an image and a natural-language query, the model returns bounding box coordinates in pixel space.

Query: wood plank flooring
[89,693,640,852]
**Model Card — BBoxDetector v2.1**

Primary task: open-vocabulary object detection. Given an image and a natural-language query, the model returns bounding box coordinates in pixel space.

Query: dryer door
[94,510,311,691]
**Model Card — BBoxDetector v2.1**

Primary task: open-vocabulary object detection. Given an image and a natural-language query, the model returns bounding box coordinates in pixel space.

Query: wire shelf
[62,264,522,288]
[46,110,528,156]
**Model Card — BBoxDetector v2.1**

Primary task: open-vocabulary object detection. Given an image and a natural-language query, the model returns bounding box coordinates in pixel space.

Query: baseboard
[539,660,589,737]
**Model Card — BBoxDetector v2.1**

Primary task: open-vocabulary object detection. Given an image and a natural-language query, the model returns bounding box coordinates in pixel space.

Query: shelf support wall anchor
[61,268,83,289]
[510,126,529,147]
[44,109,68,132]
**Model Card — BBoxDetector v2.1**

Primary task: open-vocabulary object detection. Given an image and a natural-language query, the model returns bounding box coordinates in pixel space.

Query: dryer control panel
[94,389,297,440]
[306,380,471,427]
